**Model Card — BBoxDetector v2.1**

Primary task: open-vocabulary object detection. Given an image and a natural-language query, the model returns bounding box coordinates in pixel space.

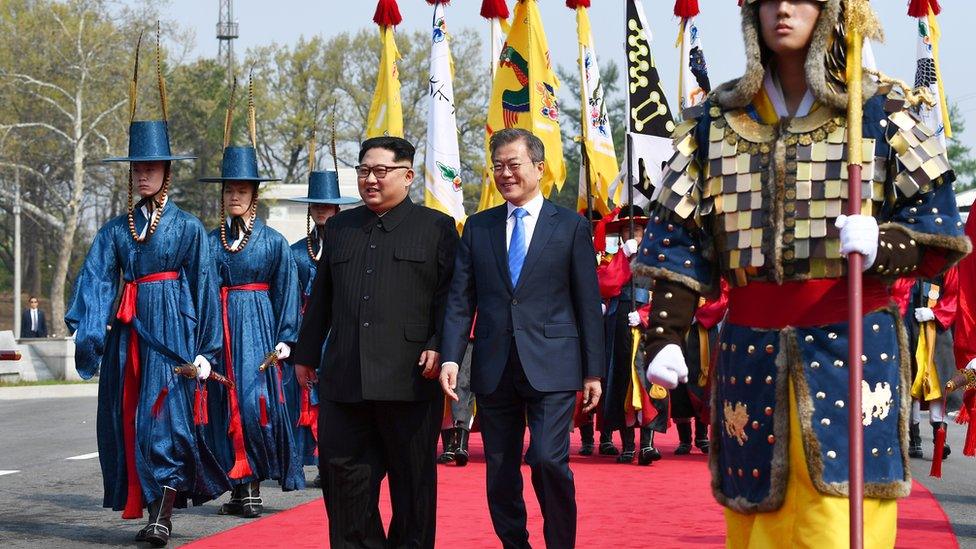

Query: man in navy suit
[439,128,604,548]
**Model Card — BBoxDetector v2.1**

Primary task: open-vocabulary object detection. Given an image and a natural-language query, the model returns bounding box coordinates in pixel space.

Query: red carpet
[184,430,957,548]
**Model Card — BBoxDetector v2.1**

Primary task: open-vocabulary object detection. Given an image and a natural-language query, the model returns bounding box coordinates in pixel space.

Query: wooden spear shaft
[845,10,866,549]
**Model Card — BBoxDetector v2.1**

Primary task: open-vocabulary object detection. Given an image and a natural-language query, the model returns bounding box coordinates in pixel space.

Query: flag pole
[845,2,866,548]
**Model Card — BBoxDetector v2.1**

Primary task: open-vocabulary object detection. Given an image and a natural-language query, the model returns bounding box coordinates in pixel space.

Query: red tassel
[930,424,946,477]
[373,0,402,26]
[194,385,209,425]
[425,0,450,4]
[480,0,509,19]
[674,0,699,18]
[259,396,269,427]
[964,390,976,456]
[956,404,969,425]
[151,388,168,418]
[566,0,590,9]
[298,387,314,426]
[908,0,941,18]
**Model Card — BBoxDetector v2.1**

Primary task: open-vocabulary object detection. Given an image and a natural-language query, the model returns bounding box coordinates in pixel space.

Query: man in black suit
[21,296,48,338]
[293,136,458,548]
[439,128,604,548]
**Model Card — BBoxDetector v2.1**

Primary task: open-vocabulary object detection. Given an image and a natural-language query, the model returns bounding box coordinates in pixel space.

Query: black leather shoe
[599,442,620,456]
[437,428,458,464]
[637,446,661,465]
[308,474,321,488]
[454,429,470,467]
[579,443,594,456]
[695,438,710,454]
[909,422,923,459]
[674,443,692,455]
[144,486,176,547]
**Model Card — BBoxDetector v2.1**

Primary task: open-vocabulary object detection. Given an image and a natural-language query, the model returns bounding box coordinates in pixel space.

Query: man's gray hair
[489,128,545,164]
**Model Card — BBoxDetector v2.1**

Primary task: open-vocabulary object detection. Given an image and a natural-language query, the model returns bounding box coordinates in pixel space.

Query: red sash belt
[220,283,270,479]
[727,278,890,329]
[116,271,179,519]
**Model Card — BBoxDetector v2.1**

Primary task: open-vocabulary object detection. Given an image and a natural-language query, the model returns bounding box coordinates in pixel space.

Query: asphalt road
[0,396,973,548]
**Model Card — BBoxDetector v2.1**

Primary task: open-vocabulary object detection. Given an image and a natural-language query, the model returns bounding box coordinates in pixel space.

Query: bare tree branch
[0,122,71,143]
[0,187,65,230]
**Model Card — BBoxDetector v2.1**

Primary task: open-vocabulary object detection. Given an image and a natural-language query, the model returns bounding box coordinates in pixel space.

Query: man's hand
[193,355,212,381]
[295,364,318,387]
[439,362,460,401]
[967,358,976,371]
[419,350,441,379]
[835,214,879,271]
[621,238,640,258]
[275,342,291,360]
[581,377,602,413]
[627,311,641,327]
[914,307,936,323]
[646,343,689,389]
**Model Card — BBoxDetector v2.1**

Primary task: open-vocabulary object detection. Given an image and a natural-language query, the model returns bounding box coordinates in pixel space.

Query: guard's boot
[598,431,619,456]
[578,423,595,456]
[454,428,471,467]
[637,430,662,466]
[909,422,923,459]
[694,418,710,454]
[241,481,263,518]
[218,484,244,515]
[617,428,636,463]
[933,422,951,459]
[437,428,458,464]
[144,486,176,547]
[675,421,693,455]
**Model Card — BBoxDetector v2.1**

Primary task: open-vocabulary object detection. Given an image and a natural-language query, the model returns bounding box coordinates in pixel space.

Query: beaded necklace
[126,167,170,243]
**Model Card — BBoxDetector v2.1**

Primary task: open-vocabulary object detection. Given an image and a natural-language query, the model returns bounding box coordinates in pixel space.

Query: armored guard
[633,1,970,546]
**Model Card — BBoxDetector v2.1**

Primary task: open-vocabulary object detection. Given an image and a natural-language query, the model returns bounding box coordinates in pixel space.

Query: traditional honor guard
[203,80,304,517]
[599,206,669,465]
[634,1,970,545]
[902,267,960,459]
[65,30,229,547]
[283,137,358,486]
[671,283,729,456]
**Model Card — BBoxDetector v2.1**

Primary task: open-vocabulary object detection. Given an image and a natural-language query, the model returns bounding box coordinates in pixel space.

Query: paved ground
[0,395,973,547]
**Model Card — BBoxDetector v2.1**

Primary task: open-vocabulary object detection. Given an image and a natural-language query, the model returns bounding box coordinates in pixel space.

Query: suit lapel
[514,200,558,293]
[488,206,514,293]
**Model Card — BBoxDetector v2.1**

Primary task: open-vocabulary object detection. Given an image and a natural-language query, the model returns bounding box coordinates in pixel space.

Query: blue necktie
[508,207,528,286]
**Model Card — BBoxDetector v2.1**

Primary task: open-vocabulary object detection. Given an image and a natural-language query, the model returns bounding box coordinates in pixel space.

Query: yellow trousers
[725,382,898,548]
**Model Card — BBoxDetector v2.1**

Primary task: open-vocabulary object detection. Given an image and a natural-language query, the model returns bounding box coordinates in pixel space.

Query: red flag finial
[566,0,591,8]
[674,0,700,18]
[908,0,942,18]
[373,0,403,26]
[425,0,451,4]
[480,0,509,19]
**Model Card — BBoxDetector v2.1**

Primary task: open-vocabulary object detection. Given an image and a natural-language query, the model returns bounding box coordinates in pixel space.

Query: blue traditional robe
[65,203,229,514]
[287,232,324,466]
[207,217,304,490]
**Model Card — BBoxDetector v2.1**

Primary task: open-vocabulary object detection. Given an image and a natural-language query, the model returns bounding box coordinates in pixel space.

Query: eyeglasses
[492,162,523,174]
[355,165,410,179]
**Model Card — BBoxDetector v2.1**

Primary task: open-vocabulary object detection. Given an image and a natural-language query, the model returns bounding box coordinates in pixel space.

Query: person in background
[20,296,48,338]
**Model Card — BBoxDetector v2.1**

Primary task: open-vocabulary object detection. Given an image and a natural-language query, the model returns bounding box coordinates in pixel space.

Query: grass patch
[0,378,97,387]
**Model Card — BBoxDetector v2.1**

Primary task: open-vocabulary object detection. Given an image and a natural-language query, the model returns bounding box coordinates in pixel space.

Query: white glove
[646,343,689,389]
[601,303,607,315]
[275,342,291,360]
[621,239,640,258]
[834,214,879,271]
[627,311,641,327]
[914,307,936,323]
[193,355,211,381]
[967,358,976,371]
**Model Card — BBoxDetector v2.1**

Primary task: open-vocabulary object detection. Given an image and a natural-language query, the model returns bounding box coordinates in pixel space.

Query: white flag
[678,17,710,112]
[424,2,465,226]
[914,15,950,147]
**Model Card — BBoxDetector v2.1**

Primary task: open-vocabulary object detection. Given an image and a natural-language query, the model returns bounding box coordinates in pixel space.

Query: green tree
[947,103,976,191]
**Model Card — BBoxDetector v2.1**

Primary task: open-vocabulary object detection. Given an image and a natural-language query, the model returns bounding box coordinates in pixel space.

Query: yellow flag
[366,25,403,138]
[480,0,565,210]
[575,5,617,215]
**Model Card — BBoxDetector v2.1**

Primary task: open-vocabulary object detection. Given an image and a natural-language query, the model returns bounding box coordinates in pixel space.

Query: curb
[0,383,98,400]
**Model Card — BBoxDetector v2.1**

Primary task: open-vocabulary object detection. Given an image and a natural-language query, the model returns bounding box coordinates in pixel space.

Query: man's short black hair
[359,136,416,164]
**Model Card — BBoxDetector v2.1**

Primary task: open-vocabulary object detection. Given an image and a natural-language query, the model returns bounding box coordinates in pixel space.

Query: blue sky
[161,0,976,149]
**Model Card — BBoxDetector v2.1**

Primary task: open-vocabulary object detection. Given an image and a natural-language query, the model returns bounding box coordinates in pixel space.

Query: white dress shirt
[30,309,38,332]
[138,196,166,240]
[505,192,545,251]
[225,216,247,251]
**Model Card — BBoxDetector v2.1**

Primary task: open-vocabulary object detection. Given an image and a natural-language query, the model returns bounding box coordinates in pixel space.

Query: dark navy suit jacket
[440,199,605,394]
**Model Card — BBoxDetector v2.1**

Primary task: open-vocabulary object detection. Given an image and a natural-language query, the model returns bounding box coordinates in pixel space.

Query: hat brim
[605,217,650,232]
[198,177,282,183]
[284,197,360,205]
[103,155,196,163]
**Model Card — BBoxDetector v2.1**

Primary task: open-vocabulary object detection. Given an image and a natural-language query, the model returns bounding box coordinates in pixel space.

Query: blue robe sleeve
[270,234,301,346]
[632,111,717,297]
[65,225,120,379]
[183,219,223,365]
